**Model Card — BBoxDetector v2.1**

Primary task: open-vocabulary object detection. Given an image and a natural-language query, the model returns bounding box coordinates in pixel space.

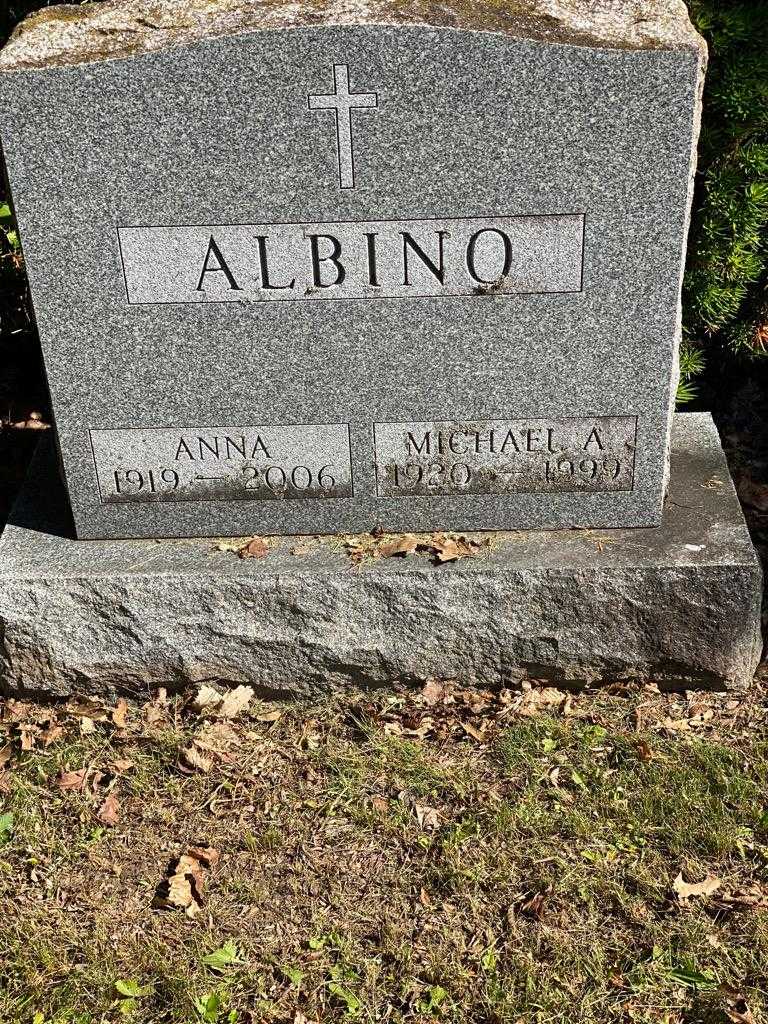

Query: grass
[0,681,767,1023]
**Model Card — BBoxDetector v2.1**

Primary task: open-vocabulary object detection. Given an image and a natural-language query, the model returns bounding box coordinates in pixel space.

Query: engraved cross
[308,64,378,190]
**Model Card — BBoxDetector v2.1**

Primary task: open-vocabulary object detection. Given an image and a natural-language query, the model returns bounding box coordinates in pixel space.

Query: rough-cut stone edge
[660,13,708,506]
[0,0,706,72]
[0,414,762,699]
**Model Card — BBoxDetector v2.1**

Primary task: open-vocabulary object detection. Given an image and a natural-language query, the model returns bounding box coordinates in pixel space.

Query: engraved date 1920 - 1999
[374,417,637,497]
[89,423,354,504]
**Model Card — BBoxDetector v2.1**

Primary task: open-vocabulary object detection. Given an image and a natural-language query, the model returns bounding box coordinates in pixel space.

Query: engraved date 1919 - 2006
[89,423,354,504]
[374,417,637,497]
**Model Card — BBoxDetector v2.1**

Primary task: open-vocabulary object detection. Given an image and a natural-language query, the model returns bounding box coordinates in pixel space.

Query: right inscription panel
[374,417,637,497]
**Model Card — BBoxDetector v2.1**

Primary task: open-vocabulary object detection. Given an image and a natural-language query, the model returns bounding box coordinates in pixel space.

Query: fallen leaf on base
[191,684,223,714]
[238,536,269,559]
[188,844,220,868]
[672,872,721,900]
[430,532,482,562]
[157,859,200,916]
[345,530,486,565]
[214,536,252,553]
[519,686,568,716]
[144,692,168,726]
[193,721,241,755]
[65,697,110,721]
[376,533,419,558]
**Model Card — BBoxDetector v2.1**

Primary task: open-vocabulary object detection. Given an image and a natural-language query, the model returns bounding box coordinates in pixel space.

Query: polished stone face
[0,1,706,538]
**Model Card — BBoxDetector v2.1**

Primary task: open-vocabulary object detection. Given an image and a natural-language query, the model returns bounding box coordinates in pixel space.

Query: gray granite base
[0,413,762,698]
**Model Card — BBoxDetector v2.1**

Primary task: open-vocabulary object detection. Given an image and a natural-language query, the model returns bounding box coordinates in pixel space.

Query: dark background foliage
[683,0,768,402]
[0,0,767,456]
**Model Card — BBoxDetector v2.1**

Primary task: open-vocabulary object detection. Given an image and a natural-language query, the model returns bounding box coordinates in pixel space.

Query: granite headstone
[0,0,706,539]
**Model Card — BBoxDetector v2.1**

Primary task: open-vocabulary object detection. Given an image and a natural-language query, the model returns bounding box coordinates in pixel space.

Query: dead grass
[0,678,767,1024]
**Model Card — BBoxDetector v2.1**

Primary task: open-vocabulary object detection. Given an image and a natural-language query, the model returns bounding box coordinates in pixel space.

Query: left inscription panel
[89,424,354,504]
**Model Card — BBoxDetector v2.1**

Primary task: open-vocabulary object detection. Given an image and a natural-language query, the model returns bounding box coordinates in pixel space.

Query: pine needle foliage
[681,1,768,400]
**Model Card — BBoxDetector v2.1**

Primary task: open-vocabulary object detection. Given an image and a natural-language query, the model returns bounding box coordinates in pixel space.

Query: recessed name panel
[117,214,585,304]
[374,417,637,497]
[90,424,353,504]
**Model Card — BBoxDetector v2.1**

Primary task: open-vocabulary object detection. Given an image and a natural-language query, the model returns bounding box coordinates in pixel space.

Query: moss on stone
[0,0,705,73]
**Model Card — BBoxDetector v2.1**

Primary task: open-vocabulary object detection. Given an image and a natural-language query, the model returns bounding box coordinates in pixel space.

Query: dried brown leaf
[255,707,283,723]
[635,740,654,762]
[414,802,441,829]
[65,697,110,721]
[376,533,419,558]
[144,689,168,726]
[111,698,129,729]
[19,728,36,751]
[430,532,481,562]
[164,866,198,915]
[191,683,254,720]
[238,536,269,559]
[191,684,223,713]
[96,791,121,826]
[57,768,87,791]
[520,891,547,920]
[194,721,241,754]
[40,724,64,747]
[218,685,255,719]
[672,872,721,900]
[153,847,217,917]
[179,744,214,774]
[421,679,444,706]
[461,721,488,744]
[188,844,220,867]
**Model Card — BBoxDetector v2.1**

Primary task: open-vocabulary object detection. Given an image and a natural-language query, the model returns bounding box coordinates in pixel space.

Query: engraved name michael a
[117,214,584,304]
[374,417,637,497]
